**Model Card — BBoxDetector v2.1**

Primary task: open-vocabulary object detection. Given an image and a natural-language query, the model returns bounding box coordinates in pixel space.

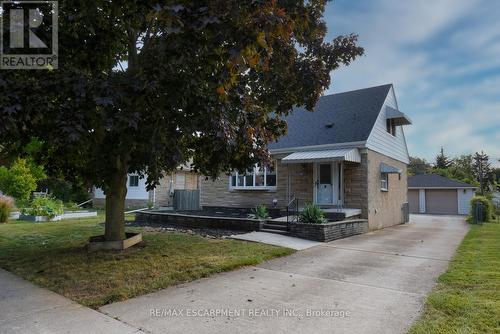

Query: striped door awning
[281,148,361,164]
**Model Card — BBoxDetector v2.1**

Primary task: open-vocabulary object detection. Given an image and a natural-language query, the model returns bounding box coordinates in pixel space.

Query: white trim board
[269,141,366,155]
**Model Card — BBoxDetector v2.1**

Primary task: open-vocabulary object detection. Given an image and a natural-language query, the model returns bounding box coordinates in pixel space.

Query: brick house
[200,84,412,230]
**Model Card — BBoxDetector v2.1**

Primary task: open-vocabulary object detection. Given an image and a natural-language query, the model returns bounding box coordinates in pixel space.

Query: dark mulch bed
[174,209,252,218]
[126,220,247,239]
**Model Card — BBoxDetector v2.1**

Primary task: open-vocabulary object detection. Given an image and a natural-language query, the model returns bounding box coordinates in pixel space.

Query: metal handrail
[286,197,299,226]
[77,199,93,207]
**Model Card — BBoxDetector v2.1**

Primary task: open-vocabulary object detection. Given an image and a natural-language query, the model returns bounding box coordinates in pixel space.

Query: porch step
[324,212,346,221]
[262,223,288,231]
[264,220,288,226]
[260,228,289,235]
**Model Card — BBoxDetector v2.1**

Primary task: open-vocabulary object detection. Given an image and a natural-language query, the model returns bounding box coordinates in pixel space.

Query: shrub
[22,196,64,218]
[469,196,493,223]
[253,205,269,220]
[299,203,327,224]
[0,159,45,201]
[37,177,91,203]
[0,195,14,223]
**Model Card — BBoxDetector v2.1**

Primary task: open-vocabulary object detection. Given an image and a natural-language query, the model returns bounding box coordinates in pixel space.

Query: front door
[317,163,333,204]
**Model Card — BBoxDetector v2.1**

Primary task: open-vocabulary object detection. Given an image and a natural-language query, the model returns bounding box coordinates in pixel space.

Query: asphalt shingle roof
[408,174,476,188]
[268,84,393,150]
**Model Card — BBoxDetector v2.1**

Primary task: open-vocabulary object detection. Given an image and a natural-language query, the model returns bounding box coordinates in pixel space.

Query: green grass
[409,222,500,334]
[0,215,294,308]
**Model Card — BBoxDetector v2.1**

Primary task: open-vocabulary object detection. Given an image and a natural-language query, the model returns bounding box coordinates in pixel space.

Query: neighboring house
[200,84,412,230]
[93,167,199,209]
[408,174,477,215]
[493,192,500,206]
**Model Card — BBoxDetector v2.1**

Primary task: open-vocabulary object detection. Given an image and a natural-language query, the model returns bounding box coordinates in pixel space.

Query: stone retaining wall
[136,211,261,231]
[288,219,368,242]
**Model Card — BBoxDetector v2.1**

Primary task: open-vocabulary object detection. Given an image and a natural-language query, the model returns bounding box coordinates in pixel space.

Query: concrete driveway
[0,269,142,334]
[100,214,469,334]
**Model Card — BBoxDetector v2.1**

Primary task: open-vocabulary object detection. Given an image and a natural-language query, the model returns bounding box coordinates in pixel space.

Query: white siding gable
[366,86,410,164]
[458,188,474,215]
[94,174,150,200]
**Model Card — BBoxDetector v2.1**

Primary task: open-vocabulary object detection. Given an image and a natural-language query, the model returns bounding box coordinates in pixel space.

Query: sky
[323,0,500,167]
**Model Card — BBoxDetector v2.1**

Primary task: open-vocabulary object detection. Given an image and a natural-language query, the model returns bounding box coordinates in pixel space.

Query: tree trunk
[104,167,128,241]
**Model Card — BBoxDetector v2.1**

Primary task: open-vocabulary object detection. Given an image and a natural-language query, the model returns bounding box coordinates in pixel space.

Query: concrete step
[262,223,288,231]
[263,222,288,228]
[260,228,289,235]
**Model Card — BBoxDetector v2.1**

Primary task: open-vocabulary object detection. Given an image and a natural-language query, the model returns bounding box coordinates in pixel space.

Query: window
[129,175,139,187]
[230,162,277,189]
[174,174,186,189]
[386,119,397,136]
[380,173,389,191]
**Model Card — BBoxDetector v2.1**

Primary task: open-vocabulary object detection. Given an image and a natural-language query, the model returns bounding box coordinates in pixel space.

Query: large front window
[230,163,277,189]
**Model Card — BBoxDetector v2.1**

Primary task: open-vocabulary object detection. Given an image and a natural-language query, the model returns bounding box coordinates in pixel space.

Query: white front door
[317,163,333,204]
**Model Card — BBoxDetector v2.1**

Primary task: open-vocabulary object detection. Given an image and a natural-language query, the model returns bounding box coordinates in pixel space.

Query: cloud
[324,0,500,162]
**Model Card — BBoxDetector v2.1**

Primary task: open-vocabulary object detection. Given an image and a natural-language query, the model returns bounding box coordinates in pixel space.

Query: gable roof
[268,84,393,151]
[408,174,477,189]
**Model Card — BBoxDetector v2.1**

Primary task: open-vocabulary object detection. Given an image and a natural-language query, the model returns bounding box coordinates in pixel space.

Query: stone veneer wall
[366,149,408,230]
[289,219,368,242]
[200,160,314,209]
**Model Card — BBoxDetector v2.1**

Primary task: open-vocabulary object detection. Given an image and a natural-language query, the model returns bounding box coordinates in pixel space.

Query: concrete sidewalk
[0,269,144,334]
[230,231,322,250]
[100,215,469,334]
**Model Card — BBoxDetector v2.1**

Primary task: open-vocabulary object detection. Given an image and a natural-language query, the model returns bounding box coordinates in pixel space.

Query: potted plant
[253,205,269,229]
[298,203,328,224]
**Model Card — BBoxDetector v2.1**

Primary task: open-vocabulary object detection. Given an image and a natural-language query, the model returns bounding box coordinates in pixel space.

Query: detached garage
[408,174,477,215]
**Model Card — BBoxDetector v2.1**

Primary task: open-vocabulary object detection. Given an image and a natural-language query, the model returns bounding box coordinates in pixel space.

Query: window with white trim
[386,119,397,136]
[380,172,389,191]
[129,175,139,187]
[230,162,277,189]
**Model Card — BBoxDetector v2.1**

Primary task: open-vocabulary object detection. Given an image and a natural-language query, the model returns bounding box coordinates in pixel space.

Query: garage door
[425,189,458,214]
[408,190,419,213]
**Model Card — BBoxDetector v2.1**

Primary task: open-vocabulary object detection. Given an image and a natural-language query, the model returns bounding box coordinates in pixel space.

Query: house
[200,84,412,230]
[408,174,477,215]
[493,192,500,206]
[93,167,199,209]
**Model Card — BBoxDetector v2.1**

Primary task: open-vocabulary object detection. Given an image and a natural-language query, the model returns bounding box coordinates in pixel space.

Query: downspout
[197,175,202,210]
[287,165,291,203]
[340,161,344,208]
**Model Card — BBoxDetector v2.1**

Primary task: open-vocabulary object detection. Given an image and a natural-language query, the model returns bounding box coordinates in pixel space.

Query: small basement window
[129,175,139,187]
[380,173,389,191]
[386,119,397,136]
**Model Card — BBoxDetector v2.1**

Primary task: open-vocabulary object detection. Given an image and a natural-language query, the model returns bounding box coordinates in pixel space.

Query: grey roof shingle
[408,174,476,188]
[268,84,393,150]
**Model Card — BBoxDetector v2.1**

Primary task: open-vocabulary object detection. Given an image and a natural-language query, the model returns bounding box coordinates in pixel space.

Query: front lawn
[0,215,294,308]
[409,222,500,334]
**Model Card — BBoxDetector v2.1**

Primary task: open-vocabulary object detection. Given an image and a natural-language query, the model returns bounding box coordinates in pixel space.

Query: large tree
[0,1,363,241]
[434,147,452,169]
[473,151,492,195]
[408,156,430,176]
